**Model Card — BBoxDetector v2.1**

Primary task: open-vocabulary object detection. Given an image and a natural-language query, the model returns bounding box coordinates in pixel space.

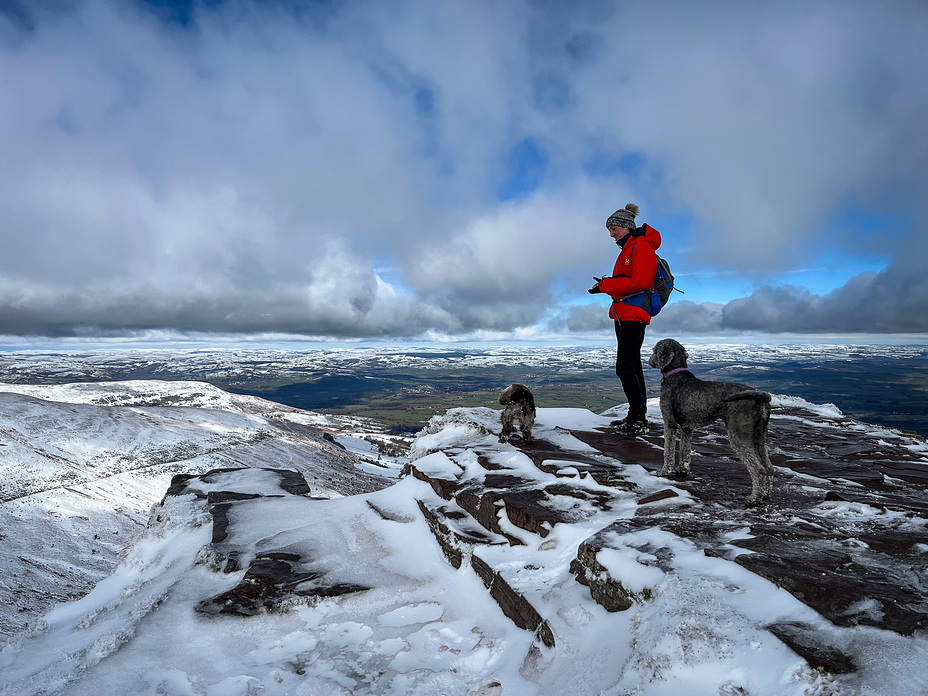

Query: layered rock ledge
[409,400,928,674]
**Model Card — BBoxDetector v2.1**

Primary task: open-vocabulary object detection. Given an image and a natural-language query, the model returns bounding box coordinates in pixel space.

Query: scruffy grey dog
[648,338,774,506]
[499,384,536,444]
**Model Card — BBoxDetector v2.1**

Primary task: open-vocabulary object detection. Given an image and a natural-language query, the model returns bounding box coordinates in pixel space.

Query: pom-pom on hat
[606,203,639,230]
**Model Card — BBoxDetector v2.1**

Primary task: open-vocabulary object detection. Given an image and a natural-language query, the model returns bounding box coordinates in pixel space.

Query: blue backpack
[620,256,678,316]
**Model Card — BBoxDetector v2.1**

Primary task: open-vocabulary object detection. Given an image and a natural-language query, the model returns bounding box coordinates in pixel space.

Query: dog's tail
[723,390,772,404]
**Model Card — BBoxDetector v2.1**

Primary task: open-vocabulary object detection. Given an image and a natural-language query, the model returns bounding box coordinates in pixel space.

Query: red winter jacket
[599,223,662,324]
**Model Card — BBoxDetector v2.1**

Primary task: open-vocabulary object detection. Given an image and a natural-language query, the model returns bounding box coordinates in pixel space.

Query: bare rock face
[470,553,555,648]
[565,405,928,634]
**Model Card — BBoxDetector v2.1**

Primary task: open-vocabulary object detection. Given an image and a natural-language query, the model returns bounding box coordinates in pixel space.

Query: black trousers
[614,320,647,422]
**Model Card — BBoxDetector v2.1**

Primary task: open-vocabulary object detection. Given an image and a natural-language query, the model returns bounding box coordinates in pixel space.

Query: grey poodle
[648,338,774,506]
[499,383,535,445]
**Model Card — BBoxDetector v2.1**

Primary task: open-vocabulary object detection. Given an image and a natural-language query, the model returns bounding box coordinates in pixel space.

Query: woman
[590,203,661,436]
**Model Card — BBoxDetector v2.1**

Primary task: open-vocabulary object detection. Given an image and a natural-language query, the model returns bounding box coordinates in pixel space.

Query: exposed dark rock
[566,407,928,640]
[321,432,347,450]
[476,454,509,471]
[167,470,313,556]
[766,622,857,675]
[161,467,363,615]
[733,538,928,635]
[454,488,524,545]
[206,496,258,544]
[568,430,665,472]
[471,553,555,648]
[270,469,313,496]
[418,501,465,568]
[366,500,413,523]
[162,472,199,501]
[409,464,459,500]
[638,489,680,505]
[412,446,621,548]
[163,468,310,505]
[417,500,508,569]
[197,551,369,616]
[569,536,633,612]
[544,482,613,509]
[516,438,637,489]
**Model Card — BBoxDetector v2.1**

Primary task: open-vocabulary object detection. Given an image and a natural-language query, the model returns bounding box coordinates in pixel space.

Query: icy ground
[1,382,927,695]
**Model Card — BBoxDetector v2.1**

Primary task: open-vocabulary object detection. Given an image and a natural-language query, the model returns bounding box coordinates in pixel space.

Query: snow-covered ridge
[3,387,927,695]
[0,381,401,641]
[0,379,297,414]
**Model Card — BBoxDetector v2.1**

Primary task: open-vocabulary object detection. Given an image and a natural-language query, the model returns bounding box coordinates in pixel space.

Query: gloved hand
[588,276,603,294]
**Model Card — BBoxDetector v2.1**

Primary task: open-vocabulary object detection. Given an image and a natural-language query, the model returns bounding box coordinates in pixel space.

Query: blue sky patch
[496,138,549,202]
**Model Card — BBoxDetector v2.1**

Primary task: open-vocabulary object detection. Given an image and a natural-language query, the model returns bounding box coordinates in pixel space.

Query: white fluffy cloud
[1,0,926,337]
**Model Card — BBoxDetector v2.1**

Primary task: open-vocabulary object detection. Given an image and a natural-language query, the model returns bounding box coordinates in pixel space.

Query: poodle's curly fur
[649,338,774,506]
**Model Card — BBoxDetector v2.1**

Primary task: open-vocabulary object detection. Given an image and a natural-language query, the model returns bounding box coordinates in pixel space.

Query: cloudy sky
[2,0,927,341]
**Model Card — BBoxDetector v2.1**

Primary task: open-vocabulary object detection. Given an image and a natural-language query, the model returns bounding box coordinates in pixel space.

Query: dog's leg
[730,434,771,506]
[743,453,770,507]
[760,445,773,501]
[520,406,535,444]
[659,420,677,476]
[728,406,774,506]
[499,407,515,443]
[753,437,774,504]
[678,427,694,477]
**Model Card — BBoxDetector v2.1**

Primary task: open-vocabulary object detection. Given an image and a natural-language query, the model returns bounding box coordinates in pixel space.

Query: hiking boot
[609,416,630,430]
[615,419,649,436]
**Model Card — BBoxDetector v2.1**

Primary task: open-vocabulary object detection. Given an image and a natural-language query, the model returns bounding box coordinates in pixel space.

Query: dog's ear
[680,343,689,366]
[652,340,672,370]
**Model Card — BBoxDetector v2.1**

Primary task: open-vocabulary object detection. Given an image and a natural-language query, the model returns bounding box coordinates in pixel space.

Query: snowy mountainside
[2,394,927,695]
[0,379,298,414]
[0,381,400,641]
[2,471,532,696]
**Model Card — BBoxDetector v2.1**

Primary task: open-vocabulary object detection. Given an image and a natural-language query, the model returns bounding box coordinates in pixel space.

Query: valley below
[1,342,927,437]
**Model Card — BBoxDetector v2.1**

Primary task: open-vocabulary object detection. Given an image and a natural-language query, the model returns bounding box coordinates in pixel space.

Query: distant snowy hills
[3,343,927,438]
[2,379,927,695]
[0,381,403,640]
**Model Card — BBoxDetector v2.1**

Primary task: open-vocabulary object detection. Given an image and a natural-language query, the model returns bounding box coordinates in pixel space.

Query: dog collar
[661,368,690,381]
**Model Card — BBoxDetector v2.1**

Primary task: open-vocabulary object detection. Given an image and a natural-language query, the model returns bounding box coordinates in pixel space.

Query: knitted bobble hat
[606,203,639,230]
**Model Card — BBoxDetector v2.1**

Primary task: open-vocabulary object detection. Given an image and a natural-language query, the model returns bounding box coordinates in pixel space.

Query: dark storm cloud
[1,0,927,338]
[722,266,928,334]
[548,304,612,334]
[562,262,928,336]
[551,300,725,336]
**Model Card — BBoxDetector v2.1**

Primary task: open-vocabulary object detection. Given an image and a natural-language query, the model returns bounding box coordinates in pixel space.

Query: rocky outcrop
[471,553,555,648]
[569,534,634,612]
[408,402,928,676]
[143,400,928,681]
[160,468,372,616]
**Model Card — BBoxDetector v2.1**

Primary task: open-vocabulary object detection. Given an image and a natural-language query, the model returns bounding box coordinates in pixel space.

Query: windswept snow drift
[0,381,401,640]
